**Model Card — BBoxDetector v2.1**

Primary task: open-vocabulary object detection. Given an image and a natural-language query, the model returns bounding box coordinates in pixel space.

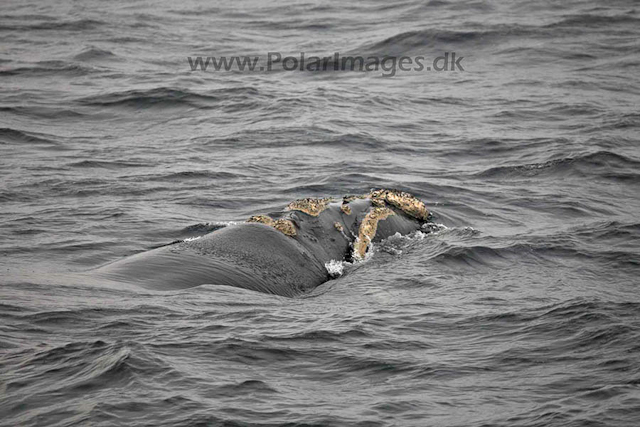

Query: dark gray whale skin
[95,194,430,297]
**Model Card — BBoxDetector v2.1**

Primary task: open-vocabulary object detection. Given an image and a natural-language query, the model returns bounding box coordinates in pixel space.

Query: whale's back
[95,223,329,296]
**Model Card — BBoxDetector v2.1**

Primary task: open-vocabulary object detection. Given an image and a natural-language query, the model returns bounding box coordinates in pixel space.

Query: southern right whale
[95,189,432,297]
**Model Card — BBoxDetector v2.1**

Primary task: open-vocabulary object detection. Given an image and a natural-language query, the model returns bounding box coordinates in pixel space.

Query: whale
[94,189,432,297]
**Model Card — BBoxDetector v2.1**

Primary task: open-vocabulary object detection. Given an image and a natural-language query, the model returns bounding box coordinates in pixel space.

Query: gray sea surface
[1,0,640,425]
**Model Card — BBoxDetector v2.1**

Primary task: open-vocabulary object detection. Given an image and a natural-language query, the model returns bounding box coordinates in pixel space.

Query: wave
[266,328,370,343]
[67,160,148,169]
[461,298,640,332]
[419,218,640,271]
[146,170,248,181]
[78,87,215,108]
[569,220,640,243]
[495,46,600,63]
[77,86,260,109]
[596,113,640,131]
[0,18,105,32]
[354,14,639,58]
[0,127,61,145]
[168,7,223,16]
[476,151,640,181]
[73,47,118,62]
[0,61,97,77]
[0,105,86,119]
[215,379,278,396]
[355,26,533,55]
[308,132,388,150]
[3,339,173,410]
[464,299,640,368]
[428,238,639,271]
[434,136,573,160]
[546,14,640,29]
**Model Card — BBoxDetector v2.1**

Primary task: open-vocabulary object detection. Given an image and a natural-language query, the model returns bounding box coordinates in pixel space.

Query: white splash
[423,222,449,233]
[324,259,345,278]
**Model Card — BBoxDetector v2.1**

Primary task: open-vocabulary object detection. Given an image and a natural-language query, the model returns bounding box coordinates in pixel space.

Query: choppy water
[2,0,640,425]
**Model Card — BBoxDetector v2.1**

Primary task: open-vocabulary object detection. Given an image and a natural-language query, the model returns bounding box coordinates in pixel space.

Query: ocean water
[1,0,640,425]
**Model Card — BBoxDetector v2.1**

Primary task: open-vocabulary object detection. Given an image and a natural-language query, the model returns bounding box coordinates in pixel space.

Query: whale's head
[247,189,431,262]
